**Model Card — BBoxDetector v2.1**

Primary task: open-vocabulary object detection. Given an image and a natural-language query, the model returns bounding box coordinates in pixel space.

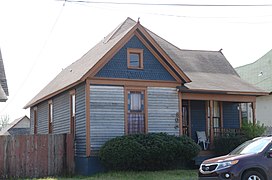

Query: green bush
[99,133,201,171]
[241,121,266,139]
[214,121,266,155]
[214,135,248,155]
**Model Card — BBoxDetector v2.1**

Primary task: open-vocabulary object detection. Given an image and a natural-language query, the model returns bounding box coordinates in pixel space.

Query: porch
[178,92,257,149]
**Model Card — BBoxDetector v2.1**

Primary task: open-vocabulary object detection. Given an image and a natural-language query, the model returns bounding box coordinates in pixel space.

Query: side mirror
[267,150,272,158]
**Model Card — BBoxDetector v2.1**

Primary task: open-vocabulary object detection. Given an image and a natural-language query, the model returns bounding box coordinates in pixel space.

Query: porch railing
[213,127,242,137]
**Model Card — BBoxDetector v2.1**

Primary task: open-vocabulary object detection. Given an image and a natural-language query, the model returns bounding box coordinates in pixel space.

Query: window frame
[33,107,38,134]
[48,100,53,134]
[124,87,148,135]
[70,90,76,135]
[127,48,144,69]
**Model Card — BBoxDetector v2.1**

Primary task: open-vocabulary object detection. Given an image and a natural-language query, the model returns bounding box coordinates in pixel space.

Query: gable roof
[24,18,268,108]
[0,116,30,135]
[148,33,266,94]
[235,49,272,92]
[0,49,8,102]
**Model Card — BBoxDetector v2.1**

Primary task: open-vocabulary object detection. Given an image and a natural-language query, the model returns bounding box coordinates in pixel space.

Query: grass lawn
[32,169,198,180]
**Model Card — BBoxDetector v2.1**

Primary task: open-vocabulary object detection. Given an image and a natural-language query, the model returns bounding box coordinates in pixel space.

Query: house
[236,49,272,128]
[0,116,30,135]
[24,18,268,175]
[0,48,9,102]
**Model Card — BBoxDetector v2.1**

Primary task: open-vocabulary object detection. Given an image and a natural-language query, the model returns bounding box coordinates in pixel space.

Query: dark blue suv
[199,136,272,180]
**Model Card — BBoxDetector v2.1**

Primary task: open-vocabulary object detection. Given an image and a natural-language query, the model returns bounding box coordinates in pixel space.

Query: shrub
[214,121,266,155]
[214,135,248,155]
[99,133,201,171]
[241,121,266,139]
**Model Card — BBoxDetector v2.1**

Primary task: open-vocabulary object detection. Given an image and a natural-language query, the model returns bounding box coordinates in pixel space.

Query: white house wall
[147,87,179,136]
[90,85,125,152]
[256,94,272,127]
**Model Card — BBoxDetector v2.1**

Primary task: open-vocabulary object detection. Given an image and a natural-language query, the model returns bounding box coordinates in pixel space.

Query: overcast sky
[1,0,272,122]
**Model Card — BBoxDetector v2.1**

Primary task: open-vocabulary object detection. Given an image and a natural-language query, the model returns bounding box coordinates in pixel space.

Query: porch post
[85,79,91,157]
[252,102,256,125]
[178,92,183,136]
[209,100,214,146]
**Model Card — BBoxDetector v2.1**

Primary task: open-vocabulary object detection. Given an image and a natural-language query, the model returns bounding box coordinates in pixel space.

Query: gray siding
[148,87,179,135]
[90,85,125,152]
[37,101,49,134]
[30,108,34,134]
[75,83,86,157]
[53,92,70,134]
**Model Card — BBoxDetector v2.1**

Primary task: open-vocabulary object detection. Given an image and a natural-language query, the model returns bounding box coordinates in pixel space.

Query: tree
[0,115,9,131]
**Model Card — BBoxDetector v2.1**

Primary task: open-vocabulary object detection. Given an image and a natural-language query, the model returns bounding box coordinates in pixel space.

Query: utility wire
[59,0,272,7]
[0,1,66,113]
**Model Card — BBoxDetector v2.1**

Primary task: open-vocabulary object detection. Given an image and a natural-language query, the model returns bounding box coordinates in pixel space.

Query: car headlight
[217,160,239,170]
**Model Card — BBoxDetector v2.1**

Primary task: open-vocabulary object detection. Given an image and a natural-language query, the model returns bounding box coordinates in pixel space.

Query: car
[198,136,272,180]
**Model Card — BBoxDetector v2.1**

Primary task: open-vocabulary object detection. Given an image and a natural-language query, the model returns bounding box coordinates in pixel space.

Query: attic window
[127,48,143,69]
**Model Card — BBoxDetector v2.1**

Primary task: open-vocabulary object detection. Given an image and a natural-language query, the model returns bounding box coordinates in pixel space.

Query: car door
[265,144,272,179]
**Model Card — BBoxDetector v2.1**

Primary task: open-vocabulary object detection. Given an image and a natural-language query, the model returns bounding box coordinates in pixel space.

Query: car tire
[242,170,265,180]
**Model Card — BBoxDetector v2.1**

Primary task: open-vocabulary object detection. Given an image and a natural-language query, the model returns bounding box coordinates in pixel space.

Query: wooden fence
[0,134,74,178]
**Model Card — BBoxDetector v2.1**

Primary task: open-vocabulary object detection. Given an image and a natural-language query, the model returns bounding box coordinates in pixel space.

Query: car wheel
[242,170,265,180]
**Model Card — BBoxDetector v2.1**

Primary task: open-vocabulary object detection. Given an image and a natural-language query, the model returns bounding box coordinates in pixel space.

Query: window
[48,101,53,133]
[70,91,76,135]
[33,107,37,134]
[127,48,143,69]
[127,90,145,134]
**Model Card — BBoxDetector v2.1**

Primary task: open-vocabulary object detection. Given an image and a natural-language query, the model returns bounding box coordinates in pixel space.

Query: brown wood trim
[182,93,256,102]
[89,78,180,87]
[33,107,38,134]
[85,79,91,157]
[136,25,191,83]
[125,87,148,134]
[178,92,183,136]
[127,48,144,69]
[24,80,82,109]
[144,89,148,133]
[48,100,53,134]
[205,101,209,136]
[209,100,214,147]
[239,103,242,128]
[252,102,256,125]
[220,102,223,130]
[86,25,139,79]
[135,32,182,83]
[188,100,191,138]
[70,90,76,135]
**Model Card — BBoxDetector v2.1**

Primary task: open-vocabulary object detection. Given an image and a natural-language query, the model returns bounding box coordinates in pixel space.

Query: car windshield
[230,138,271,155]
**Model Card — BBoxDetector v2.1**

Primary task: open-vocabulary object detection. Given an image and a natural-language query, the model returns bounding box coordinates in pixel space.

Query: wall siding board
[90,85,124,152]
[53,92,70,134]
[223,102,240,129]
[190,100,206,142]
[37,101,49,134]
[148,87,179,136]
[75,83,87,157]
[95,35,176,81]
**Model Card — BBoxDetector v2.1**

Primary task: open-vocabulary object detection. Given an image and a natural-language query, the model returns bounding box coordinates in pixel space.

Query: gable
[95,35,177,81]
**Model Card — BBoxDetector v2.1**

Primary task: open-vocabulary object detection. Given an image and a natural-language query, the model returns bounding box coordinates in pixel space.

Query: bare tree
[0,115,9,131]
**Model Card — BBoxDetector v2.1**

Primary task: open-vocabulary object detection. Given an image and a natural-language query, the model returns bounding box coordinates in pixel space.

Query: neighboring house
[24,18,268,174]
[0,116,30,135]
[0,48,9,102]
[236,49,272,127]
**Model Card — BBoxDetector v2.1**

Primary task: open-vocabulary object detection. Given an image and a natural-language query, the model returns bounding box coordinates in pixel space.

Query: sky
[0,0,272,122]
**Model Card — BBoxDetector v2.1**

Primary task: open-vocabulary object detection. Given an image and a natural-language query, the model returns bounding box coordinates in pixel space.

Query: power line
[59,0,272,7]
[0,1,66,113]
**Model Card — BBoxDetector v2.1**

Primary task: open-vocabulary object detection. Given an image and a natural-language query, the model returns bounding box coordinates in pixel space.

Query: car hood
[203,154,254,164]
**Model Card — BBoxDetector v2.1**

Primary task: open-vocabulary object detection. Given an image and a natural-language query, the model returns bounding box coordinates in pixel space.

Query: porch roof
[149,31,268,95]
